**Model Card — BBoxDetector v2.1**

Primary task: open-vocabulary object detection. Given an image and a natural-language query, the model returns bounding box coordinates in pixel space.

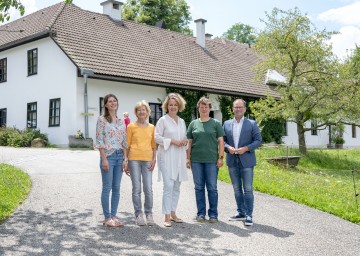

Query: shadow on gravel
[0,209,293,255]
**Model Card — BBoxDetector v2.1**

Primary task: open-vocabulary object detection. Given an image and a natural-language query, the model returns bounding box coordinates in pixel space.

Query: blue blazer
[223,118,262,168]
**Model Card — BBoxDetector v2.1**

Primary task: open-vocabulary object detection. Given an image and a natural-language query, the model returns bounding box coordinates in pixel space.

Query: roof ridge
[123,19,194,40]
[47,2,67,30]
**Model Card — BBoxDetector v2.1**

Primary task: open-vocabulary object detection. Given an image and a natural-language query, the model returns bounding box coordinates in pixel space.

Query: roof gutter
[89,73,268,99]
[0,30,53,52]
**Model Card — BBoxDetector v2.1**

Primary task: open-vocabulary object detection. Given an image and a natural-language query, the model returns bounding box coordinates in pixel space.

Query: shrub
[260,118,285,144]
[0,127,48,147]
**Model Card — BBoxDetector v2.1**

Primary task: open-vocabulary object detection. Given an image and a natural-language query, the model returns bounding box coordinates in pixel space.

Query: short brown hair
[162,93,186,112]
[197,96,212,109]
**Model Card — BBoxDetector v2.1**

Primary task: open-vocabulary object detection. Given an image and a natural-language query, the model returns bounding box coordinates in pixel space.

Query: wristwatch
[219,155,224,160]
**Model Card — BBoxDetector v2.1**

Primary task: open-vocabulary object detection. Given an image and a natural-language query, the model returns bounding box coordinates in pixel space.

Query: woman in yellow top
[127,100,157,226]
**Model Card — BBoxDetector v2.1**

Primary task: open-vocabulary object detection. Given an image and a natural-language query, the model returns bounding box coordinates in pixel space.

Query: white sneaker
[146,214,155,226]
[136,213,146,226]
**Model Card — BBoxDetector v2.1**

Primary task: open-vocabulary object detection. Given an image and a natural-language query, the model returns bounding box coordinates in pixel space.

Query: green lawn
[0,164,32,224]
[218,147,360,224]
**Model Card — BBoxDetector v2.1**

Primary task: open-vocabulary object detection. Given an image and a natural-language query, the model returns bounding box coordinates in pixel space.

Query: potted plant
[68,130,93,149]
[331,124,345,149]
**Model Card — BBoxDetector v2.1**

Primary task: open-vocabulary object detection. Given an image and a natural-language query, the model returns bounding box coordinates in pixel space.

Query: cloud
[329,26,360,59]
[6,0,38,22]
[317,1,360,25]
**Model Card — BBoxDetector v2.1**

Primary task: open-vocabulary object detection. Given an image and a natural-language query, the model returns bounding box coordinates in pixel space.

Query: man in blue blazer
[223,99,262,226]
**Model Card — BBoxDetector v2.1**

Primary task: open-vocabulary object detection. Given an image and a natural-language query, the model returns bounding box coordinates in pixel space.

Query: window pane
[0,58,7,82]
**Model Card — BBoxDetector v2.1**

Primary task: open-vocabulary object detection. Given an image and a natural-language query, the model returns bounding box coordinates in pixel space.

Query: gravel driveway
[0,147,359,256]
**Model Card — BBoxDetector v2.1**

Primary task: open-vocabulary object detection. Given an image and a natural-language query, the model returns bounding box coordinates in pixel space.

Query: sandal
[170,217,183,223]
[164,221,172,227]
[103,218,121,228]
[112,216,124,227]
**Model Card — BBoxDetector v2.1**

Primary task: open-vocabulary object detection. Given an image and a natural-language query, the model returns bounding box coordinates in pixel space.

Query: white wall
[76,78,167,144]
[0,38,77,145]
[282,122,360,148]
[1,39,358,148]
[343,125,360,148]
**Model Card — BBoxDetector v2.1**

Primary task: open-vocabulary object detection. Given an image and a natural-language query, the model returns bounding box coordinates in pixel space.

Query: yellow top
[126,122,156,161]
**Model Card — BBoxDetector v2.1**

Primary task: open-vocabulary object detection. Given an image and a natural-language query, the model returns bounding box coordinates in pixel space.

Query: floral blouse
[95,116,128,156]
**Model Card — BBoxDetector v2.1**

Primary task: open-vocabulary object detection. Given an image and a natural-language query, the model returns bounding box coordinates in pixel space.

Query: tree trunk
[297,123,307,155]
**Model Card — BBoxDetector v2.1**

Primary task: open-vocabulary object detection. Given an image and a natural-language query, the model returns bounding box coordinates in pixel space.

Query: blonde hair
[134,100,151,118]
[197,96,212,109]
[123,112,129,117]
[162,93,186,112]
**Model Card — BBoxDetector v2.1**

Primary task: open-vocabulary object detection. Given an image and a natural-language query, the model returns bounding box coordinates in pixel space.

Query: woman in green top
[186,96,224,223]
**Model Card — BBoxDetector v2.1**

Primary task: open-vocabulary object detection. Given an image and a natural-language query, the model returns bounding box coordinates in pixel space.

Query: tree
[250,7,360,154]
[223,22,257,45]
[0,0,72,23]
[122,0,192,34]
[337,44,360,126]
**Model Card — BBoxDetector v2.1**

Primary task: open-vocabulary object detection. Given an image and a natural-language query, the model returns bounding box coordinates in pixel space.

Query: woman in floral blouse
[96,94,128,228]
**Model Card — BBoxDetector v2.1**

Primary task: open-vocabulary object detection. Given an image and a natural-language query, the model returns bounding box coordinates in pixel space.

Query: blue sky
[9,0,360,59]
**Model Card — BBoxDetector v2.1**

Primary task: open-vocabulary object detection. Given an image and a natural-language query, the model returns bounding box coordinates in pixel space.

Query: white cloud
[6,0,38,23]
[317,1,360,25]
[329,26,360,59]
[317,1,360,59]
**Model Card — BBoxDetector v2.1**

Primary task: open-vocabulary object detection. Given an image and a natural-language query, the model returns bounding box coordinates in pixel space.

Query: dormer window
[28,48,38,76]
[0,58,7,82]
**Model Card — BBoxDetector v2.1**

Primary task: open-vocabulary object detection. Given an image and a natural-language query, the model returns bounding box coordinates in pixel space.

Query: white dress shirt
[232,116,244,148]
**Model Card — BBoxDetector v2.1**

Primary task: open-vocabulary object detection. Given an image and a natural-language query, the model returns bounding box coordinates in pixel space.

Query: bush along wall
[0,127,48,147]
[260,118,286,144]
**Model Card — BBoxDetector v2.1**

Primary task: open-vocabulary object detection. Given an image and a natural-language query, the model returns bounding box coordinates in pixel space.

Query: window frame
[0,108,7,127]
[27,102,37,128]
[0,58,7,83]
[27,48,38,76]
[49,98,61,127]
[352,124,357,138]
[311,120,318,135]
[99,97,104,115]
[149,102,162,125]
[283,121,288,136]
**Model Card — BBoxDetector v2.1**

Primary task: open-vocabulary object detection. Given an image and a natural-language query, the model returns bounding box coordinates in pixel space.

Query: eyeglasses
[233,106,245,109]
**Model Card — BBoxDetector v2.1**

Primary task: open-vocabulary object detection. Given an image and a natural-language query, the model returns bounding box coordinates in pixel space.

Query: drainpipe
[80,68,94,138]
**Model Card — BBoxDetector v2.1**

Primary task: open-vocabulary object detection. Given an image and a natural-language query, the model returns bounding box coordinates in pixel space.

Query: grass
[218,147,360,224]
[0,163,32,224]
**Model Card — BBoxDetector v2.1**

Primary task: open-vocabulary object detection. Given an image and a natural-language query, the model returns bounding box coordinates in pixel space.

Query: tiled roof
[0,2,279,98]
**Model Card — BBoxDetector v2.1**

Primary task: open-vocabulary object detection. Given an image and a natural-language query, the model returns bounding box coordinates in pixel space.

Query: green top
[187,118,224,163]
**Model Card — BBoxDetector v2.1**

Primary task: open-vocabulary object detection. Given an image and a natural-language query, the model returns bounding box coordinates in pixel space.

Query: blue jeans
[191,162,219,218]
[228,158,254,217]
[128,160,153,216]
[100,150,123,219]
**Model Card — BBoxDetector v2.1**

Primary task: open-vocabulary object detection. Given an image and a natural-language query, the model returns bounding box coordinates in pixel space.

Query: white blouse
[155,114,188,182]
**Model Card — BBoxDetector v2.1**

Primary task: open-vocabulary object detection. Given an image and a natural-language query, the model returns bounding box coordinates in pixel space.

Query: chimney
[100,0,123,21]
[194,18,207,48]
[205,33,213,39]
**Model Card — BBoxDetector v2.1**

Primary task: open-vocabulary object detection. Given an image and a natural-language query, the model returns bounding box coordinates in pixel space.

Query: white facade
[0,38,167,146]
[282,121,359,148]
[1,38,359,148]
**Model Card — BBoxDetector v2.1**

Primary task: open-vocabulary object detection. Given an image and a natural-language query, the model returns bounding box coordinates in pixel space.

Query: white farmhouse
[0,1,358,148]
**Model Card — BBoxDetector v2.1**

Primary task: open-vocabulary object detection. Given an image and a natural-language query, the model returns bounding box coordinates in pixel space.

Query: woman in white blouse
[155,93,188,227]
